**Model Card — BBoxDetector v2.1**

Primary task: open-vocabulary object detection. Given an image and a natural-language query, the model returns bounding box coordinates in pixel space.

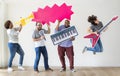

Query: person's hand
[70,36,75,40]
[92,31,99,36]
[40,36,45,40]
[20,24,22,27]
[94,32,98,34]
[46,23,50,27]
[18,24,23,32]
[58,20,61,24]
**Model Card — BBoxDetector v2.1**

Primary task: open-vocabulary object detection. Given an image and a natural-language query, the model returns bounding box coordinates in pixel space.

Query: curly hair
[88,15,97,25]
[4,20,12,29]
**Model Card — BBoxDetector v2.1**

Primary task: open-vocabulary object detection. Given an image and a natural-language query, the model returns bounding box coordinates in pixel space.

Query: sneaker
[60,68,66,72]
[7,67,13,72]
[45,68,53,71]
[93,51,96,55]
[18,66,25,70]
[71,69,76,72]
[82,46,87,53]
[34,70,40,73]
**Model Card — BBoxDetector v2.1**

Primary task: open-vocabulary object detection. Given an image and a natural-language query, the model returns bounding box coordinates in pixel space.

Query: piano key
[61,34,64,38]
[50,26,78,45]
[69,31,71,35]
[52,38,55,42]
[59,36,62,39]
[63,33,65,38]
[56,37,58,41]
[67,32,70,36]
[70,30,73,35]
[57,36,60,40]
[73,29,76,33]
[53,38,56,42]
[64,33,67,37]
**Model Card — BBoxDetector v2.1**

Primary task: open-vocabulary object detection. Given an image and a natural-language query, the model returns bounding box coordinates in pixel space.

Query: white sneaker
[59,68,66,72]
[18,66,25,71]
[8,67,13,72]
[71,69,76,72]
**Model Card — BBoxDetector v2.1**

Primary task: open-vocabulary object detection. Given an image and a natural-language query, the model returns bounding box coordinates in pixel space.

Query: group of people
[4,15,104,73]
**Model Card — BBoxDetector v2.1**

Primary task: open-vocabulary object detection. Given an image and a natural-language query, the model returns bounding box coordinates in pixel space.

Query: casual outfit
[32,29,52,71]
[7,27,25,72]
[55,25,75,72]
[84,21,103,54]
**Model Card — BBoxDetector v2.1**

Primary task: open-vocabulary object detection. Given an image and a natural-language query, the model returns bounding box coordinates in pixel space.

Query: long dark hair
[88,15,97,25]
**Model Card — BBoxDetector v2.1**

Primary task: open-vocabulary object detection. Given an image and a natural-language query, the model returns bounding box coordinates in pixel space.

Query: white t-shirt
[7,27,20,43]
[34,39,45,47]
[32,29,47,47]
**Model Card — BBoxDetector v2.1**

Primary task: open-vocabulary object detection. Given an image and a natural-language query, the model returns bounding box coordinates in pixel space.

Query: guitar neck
[98,20,113,33]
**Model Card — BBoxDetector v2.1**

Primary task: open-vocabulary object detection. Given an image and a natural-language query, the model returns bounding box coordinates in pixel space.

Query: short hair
[4,20,12,29]
[36,22,42,26]
[65,19,70,22]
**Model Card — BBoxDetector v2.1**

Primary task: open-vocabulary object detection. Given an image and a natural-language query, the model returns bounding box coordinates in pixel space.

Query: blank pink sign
[32,3,74,25]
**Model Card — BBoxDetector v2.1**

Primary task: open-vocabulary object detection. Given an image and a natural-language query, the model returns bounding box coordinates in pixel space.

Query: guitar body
[84,33,100,47]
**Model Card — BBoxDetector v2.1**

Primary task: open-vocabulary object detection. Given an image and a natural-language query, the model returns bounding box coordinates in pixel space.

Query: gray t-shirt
[32,29,47,47]
[90,21,103,32]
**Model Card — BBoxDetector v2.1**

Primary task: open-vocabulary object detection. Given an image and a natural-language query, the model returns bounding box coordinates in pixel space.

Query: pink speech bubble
[32,3,74,25]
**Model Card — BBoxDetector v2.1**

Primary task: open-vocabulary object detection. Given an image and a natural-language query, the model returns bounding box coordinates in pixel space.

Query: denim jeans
[8,43,24,67]
[34,46,49,70]
[87,38,103,52]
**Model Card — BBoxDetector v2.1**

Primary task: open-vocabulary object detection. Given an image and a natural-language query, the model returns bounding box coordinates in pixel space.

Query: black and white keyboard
[51,26,78,45]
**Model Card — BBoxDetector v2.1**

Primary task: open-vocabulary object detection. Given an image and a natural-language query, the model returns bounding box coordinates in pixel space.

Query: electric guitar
[84,16,118,47]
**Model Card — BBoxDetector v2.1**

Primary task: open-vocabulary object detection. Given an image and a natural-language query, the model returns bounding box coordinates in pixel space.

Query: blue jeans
[87,38,103,52]
[8,43,24,67]
[34,46,49,70]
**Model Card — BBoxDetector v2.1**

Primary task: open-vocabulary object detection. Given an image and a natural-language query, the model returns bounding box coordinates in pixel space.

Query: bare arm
[55,20,61,31]
[46,24,50,34]
[18,24,22,32]
[33,36,45,42]
[87,27,97,34]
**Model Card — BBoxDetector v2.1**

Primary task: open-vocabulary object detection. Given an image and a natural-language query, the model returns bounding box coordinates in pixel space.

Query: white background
[1,0,120,67]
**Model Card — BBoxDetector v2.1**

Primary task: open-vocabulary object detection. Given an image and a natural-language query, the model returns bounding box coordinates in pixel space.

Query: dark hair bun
[4,20,12,29]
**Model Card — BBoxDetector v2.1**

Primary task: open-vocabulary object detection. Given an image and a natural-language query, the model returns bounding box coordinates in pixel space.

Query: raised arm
[18,24,22,32]
[46,24,50,34]
[55,20,61,31]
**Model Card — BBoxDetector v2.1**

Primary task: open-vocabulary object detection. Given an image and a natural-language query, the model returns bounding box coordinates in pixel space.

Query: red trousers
[58,45,74,70]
